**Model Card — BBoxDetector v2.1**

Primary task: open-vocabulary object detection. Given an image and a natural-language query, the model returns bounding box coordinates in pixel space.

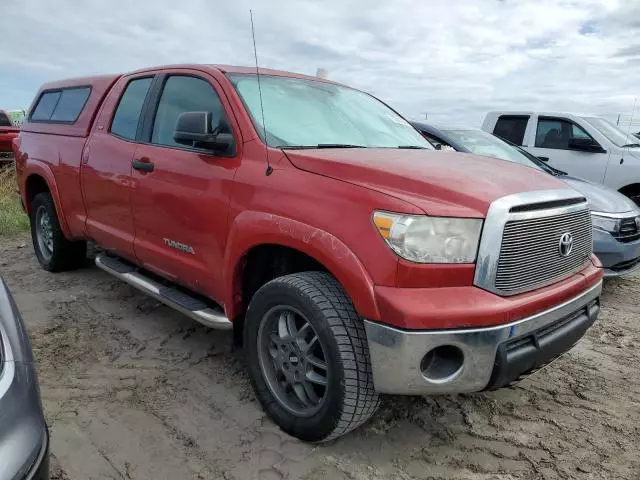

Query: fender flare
[22,160,72,238]
[223,211,380,321]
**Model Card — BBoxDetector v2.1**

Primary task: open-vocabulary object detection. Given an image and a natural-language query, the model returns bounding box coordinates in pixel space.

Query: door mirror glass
[568,137,604,153]
[174,111,234,152]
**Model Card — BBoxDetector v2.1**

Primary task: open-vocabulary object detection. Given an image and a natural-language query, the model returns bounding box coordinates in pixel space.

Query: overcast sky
[2,0,640,127]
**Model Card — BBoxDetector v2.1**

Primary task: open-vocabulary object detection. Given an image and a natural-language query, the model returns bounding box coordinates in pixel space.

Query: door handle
[132,158,154,172]
[538,156,549,162]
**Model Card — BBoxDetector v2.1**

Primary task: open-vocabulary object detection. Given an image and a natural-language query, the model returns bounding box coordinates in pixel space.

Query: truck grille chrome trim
[474,189,591,296]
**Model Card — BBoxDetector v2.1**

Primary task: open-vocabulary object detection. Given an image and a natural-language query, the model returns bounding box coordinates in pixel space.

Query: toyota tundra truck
[13,65,603,442]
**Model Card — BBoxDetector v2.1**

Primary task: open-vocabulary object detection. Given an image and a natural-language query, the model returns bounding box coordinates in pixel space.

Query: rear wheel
[30,193,86,272]
[244,272,380,442]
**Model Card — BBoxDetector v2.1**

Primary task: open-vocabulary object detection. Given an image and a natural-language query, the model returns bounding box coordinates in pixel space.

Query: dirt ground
[1,234,639,480]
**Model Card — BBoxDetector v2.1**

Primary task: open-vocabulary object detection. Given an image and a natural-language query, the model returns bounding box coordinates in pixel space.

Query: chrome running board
[95,254,232,330]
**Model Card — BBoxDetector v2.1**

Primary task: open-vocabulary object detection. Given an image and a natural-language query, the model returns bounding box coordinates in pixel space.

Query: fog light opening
[420,345,464,383]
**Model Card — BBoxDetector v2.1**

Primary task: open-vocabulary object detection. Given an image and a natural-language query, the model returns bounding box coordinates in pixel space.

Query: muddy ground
[1,234,639,480]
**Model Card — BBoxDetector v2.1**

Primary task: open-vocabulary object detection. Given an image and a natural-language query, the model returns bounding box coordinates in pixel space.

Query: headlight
[373,211,483,263]
[591,213,620,233]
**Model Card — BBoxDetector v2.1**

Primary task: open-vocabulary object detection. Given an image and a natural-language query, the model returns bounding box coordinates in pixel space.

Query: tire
[30,192,86,272]
[244,271,380,442]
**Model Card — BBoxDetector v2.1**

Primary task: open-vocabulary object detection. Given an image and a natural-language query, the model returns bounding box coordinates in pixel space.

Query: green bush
[0,165,30,235]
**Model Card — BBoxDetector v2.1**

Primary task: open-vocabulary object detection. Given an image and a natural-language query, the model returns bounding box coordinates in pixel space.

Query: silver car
[0,279,49,479]
[413,122,640,277]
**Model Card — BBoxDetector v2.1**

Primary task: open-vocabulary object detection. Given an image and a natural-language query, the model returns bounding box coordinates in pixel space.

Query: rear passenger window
[111,77,153,141]
[493,116,529,145]
[151,76,229,149]
[31,92,62,121]
[30,87,91,123]
[50,87,90,122]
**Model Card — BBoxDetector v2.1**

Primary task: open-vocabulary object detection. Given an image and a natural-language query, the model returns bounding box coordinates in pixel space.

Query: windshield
[443,129,551,172]
[583,117,640,147]
[228,74,432,149]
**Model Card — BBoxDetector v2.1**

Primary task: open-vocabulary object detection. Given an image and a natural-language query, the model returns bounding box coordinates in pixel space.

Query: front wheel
[244,272,380,442]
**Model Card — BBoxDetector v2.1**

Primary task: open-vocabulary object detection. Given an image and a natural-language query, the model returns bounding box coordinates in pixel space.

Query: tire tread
[267,272,381,441]
[30,192,86,272]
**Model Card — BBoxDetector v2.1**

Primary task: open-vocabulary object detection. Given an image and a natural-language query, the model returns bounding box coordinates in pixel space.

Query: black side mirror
[174,111,234,153]
[568,137,605,153]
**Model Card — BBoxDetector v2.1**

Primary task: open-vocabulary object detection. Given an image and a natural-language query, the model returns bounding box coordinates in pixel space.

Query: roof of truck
[486,111,593,119]
[123,63,344,85]
[38,74,121,92]
[21,64,347,138]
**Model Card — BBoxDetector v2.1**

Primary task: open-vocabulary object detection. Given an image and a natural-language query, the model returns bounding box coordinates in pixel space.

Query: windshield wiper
[622,143,640,148]
[281,144,366,150]
[316,144,365,148]
[397,145,427,149]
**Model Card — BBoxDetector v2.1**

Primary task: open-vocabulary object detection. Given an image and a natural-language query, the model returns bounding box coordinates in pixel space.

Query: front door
[130,71,241,301]
[81,75,154,259]
[525,116,610,183]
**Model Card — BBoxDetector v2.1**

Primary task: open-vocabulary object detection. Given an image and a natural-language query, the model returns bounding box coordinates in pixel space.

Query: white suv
[482,112,640,204]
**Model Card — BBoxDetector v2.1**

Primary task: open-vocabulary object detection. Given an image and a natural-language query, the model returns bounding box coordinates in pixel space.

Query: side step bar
[95,254,232,330]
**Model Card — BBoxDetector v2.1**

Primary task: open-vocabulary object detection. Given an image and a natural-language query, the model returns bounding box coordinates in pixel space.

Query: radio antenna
[250,10,272,176]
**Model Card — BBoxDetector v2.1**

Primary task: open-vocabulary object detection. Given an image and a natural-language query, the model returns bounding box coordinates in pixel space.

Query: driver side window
[151,75,230,148]
[535,118,594,150]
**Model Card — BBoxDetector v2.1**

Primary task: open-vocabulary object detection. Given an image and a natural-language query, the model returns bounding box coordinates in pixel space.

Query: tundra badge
[163,238,196,255]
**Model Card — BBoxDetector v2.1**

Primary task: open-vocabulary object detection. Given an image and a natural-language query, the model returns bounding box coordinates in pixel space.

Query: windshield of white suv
[443,129,548,172]
[228,74,432,150]
[583,117,640,148]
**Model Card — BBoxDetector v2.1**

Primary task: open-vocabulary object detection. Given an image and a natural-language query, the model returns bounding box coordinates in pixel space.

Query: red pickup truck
[0,110,19,162]
[14,65,602,442]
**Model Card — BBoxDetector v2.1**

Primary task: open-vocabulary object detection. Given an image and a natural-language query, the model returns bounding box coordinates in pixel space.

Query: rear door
[81,74,154,259]
[130,70,241,300]
[525,116,609,182]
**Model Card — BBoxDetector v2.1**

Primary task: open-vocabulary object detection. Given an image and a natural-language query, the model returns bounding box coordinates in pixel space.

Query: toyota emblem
[558,232,574,257]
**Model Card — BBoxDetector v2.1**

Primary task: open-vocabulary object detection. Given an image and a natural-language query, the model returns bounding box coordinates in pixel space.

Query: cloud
[1,0,639,128]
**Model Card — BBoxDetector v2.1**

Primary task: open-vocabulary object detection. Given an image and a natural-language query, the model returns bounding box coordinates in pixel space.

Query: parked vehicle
[482,112,640,204]
[0,110,19,163]
[0,279,49,479]
[14,65,602,442]
[413,122,640,277]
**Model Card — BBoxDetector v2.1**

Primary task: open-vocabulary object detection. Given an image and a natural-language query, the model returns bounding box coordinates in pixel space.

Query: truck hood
[562,176,638,214]
[283,149,567,217]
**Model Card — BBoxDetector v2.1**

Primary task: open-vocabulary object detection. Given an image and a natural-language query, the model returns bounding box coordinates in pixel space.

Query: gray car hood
[562,176,638,213]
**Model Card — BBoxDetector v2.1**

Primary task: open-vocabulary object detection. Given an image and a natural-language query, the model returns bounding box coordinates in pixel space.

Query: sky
[2,0,640,128]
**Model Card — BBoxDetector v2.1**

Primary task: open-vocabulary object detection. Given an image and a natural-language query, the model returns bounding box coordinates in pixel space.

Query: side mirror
[568,137,605,153]
[173,111,234,153]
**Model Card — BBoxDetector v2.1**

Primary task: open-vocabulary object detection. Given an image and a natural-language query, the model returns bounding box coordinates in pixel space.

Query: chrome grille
[495,209,592,293]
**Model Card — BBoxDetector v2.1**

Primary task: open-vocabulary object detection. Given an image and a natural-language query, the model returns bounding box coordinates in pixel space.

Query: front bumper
[593,229,640,277]
[364,280,602,395]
